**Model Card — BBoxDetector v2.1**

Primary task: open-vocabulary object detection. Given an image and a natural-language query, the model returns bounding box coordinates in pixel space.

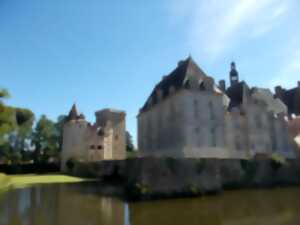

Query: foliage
[0,88,66,166]
[135,183,149,195]
[0,89,10,100]
[126,131,135,152]
[66,158,75,171]
[31,115,60,163]
[189,184,202,195]
[240,159,257,181]
[270,153,286,171]
[195,159,206,174]
[126,150,138,159]
[55,115,68,152]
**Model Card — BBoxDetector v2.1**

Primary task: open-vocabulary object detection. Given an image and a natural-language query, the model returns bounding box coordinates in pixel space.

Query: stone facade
[138,57,297,159]
[61,105,126,171]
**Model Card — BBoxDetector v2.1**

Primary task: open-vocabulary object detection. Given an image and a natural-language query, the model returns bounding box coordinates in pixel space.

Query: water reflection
[129,188,300,225]
[0,183,300,225]
[0,183,126,225]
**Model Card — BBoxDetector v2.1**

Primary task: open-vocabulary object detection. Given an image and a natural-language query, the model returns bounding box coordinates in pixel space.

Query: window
[90,145,95,149]
[97,145,103,150]
[115,135,119,140]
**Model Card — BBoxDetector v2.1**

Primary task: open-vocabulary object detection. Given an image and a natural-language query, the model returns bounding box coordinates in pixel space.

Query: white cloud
[269,49,300,88]
[167,0,292,61]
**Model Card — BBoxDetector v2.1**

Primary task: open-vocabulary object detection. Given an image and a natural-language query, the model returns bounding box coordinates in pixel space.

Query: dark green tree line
[0,88,66,164]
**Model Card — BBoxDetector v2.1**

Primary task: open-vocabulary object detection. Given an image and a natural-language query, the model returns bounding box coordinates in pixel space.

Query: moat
[1,183,300,225]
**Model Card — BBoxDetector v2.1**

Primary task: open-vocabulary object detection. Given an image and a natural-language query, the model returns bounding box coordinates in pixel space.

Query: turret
[230,62,239,86]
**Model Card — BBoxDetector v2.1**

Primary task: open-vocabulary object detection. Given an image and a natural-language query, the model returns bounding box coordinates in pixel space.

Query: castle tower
[61,104,88,171]
[230,62,239,86]
[95,109,126,160]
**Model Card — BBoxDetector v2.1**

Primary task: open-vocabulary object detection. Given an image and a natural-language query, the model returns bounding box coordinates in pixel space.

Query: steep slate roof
[140,56,212,112]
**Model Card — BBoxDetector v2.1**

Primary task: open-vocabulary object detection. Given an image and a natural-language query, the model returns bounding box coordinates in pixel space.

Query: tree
[126,131,135,152]
[0,89,16,162]
[11,108,35,151]
[55,115,67,152]
[0,88,35,163]
[0,89,10,100]
[32,115,59,163]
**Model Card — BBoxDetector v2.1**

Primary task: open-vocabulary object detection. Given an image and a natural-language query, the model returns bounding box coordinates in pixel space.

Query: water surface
[1,183,300,225]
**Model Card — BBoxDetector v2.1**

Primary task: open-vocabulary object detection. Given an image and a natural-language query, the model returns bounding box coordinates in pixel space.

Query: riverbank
[0,173,88,192]
[71,157,300,201]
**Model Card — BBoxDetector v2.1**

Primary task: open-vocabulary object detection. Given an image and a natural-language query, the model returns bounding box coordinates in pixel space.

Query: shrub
[66,158,75,171]
[189,184,201,195]
[270,153,286,171]
[240,159,257,181]
[195,159,206,174]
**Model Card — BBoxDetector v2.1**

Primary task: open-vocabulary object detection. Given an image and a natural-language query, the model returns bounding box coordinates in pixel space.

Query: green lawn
[0,173,89,191]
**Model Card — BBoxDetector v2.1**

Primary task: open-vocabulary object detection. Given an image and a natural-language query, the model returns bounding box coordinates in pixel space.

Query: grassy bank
[0,173,88,191]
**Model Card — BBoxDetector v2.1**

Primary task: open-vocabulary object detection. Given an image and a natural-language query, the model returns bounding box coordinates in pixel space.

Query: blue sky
[1,0,300,144]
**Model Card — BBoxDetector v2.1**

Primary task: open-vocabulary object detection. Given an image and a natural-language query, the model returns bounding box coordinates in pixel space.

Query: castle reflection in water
[1,183,300,225]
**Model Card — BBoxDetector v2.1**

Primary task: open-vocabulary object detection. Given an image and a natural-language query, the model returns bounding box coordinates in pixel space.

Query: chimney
[298,81,300,88]
[219,80,226,92]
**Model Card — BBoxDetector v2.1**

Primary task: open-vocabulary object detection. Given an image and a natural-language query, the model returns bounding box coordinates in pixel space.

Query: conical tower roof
[67,103,79,121]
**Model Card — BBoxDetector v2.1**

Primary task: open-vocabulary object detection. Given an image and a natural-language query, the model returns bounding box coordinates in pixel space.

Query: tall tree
[55,115,67,152]
[32,115,58,162]
[126,131,135,152]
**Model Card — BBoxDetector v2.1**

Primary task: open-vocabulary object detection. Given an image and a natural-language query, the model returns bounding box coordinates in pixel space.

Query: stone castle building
[61,104,126,171]
[138,57,297,159]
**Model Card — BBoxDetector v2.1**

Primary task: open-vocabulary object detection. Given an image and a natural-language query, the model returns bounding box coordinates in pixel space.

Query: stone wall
[72,158,300,201]
[138,87,297,160]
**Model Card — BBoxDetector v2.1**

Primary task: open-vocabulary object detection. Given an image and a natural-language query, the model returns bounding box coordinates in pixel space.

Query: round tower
[61,104,88,171]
